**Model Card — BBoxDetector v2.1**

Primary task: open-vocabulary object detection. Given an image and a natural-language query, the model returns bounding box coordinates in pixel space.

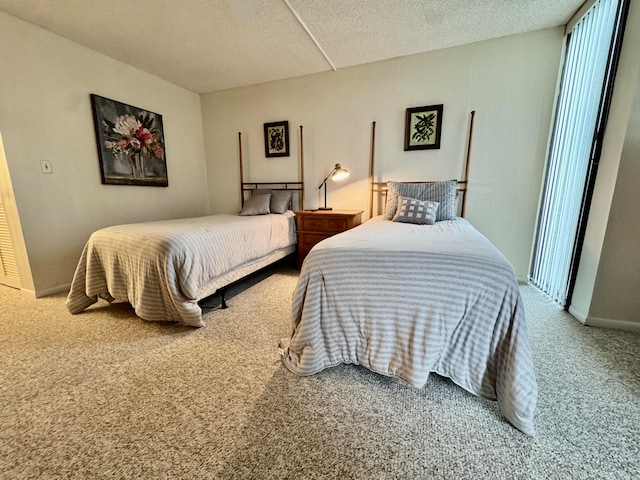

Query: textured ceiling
[0,0,584,94]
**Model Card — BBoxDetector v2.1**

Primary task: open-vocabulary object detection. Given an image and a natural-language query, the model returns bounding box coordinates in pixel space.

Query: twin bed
[66,132,303,327]
[280,181,537,435]
[279,119,537,435]
[66,121,537,434]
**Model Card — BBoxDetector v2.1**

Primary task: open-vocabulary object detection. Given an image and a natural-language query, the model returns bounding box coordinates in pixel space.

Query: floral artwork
[263,121,289,157]
[404,104,443,151]
[90,94,168,186]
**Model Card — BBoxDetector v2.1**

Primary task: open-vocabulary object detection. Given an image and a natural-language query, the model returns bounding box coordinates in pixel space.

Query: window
[530,0,628,307]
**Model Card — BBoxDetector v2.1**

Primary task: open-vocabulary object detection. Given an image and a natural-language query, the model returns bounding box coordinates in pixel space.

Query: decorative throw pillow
[252,189,293,214]
[384,180,457,222]
[392,196,439,225]
[240,193,271,216]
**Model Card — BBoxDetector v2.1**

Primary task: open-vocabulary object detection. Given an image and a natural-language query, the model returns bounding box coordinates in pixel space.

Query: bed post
[238,132,245,207]
[369,121,377,219]
[299,125,305,210]
[461,111,475,218]
[220,287,228,309]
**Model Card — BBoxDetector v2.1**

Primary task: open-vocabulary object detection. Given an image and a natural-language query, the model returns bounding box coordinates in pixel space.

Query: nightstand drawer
[301,217,324,231]
[301,233,329,251]
[325,218,347,232]
[301,217,348,233]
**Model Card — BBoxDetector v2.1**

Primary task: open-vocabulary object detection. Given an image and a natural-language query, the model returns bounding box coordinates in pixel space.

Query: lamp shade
[331,164,350,181]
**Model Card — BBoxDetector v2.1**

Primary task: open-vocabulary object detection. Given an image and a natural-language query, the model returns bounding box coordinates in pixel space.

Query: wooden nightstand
[294,209,364,266]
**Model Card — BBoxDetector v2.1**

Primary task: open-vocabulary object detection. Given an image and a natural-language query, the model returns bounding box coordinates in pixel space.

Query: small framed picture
[264,121,289,157]
[404,104,443,151]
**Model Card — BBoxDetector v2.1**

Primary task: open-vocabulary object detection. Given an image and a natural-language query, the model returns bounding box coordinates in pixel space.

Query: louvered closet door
[0,197,21,288]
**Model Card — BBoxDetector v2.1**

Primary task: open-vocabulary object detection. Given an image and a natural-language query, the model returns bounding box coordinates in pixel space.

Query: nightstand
[294,209,364,266]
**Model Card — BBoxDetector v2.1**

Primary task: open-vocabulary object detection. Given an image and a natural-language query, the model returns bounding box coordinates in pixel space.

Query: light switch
[40,160,52,174]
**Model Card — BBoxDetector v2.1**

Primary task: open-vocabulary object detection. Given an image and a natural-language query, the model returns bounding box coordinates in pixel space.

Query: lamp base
[317,207,333,211]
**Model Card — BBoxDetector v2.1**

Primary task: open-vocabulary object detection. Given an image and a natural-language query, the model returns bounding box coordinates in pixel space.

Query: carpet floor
[0,262,638,479]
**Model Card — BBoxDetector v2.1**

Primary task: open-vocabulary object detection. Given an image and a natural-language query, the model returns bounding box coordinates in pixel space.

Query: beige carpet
[1,262,639,479]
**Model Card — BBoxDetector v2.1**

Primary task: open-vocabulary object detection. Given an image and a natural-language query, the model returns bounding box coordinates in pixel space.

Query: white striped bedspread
[281,216,538,435]
[66,212,296,327]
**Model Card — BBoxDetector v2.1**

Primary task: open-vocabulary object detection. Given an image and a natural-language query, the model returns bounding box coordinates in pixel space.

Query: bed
[66,131,304,327]
[280,119,538,435]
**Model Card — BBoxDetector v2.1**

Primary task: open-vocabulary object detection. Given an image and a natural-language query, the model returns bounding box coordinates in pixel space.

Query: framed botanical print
[90,94,168,186]
[404,104,443,151]
[263,121,290,157]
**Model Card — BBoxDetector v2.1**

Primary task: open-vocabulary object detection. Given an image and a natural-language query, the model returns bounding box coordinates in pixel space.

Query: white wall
[589,72,640,327]
[201,28,564,279]
[0,11,209,295]
[586,1,640,329]
[569,0,640,329]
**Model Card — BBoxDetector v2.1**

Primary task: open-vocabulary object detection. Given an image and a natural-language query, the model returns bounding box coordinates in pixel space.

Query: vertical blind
[530,0,620,304]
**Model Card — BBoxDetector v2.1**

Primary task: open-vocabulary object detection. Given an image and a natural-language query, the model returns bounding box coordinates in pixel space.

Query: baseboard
[19,288,36,299]
[585,316,640,333]
[568,305,588,324]
[32,283,71,298]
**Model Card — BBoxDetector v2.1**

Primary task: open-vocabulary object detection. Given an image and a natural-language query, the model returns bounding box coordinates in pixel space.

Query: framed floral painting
[404,104,443,151]
[90,94,168,186]
[263,121,289,157]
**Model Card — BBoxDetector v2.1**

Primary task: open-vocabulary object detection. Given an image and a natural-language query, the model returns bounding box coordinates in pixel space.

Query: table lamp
[318,163,349,210]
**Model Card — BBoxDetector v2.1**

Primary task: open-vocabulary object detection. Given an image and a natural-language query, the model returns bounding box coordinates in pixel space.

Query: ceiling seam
[282,0,336,71]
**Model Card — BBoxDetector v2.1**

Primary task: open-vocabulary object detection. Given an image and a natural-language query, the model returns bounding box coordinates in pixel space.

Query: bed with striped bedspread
[66,212,297,327]
[280,216,538,435]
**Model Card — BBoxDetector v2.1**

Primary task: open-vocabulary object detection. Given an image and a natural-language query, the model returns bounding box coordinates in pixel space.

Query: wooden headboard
[238,127,305,210]
[368,111,475,218]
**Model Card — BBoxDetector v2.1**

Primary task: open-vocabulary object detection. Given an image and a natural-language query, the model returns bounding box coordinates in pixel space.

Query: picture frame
[263,121,290,157]
[90,94,168,186]
[404,104,443,151]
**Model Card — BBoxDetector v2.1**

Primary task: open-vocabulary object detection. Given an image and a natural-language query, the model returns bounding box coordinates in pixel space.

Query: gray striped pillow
[384,180,457,221]
[252,189,293,214]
